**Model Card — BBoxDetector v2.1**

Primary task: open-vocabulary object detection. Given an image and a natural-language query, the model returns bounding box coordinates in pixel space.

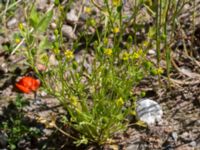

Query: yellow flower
[70,96,82,112]
[113,27,120,33]
[70,96,78,107]
[59,6,64,12]
[138,49,143,55]
[132,52,140,59]
[121,51,129,60]
[116,97,124,107]
[143,41,149,47]
[157,67,164,75]
[104,48,112,56]
[65,50,74,59]
[18,23,24,30]
[112,0,121,6]
[103,38,108,45]
[15,38,20,44]
[88,19,96,27]
[84,7,92,14]
[131,49,144,59]
[53,48,60,55]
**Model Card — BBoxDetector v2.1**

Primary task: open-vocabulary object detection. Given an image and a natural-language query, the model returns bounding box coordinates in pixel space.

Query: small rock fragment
[189,141,196,147]
[50,22,57,29]
[0,132,8,148]
[61,25,76,39]
[171,132,178,142]
[148,49,156,55]
[7,18,18,27]
[66,9,78,22]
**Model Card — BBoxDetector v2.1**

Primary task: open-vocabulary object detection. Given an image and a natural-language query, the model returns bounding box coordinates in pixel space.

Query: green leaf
[37,10,53,32]
[54,0,60,6]
[29,6,40,28]
[38,37,53,53]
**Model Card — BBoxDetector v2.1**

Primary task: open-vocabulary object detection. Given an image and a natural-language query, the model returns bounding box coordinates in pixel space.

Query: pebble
[126,143,146,150]
[43,129,53,136]
[83,60,92,74]
[1,63,8,73]
[50,22,57,29]
[7,18,18,27]
[196,120,200,126]
[40,91,47,97]
[49,54,58,66]
[61,25,77,39]
[126,144,139,150]
[37,0,48,10]
[66,9,78,22]
[136,98,163,125]
[171,132,178,142]
[148,49,156,55]
[180,132,192,142]
[189,141,196,147]
[0,132,8,148]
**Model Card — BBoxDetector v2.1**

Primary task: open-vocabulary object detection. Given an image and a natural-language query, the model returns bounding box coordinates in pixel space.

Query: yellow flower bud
[53,48,60,55]
[112,0,121,6]
[121,51,129,60]
[18,23,24,30]
[131,52,140,59]
[116,97,124,107]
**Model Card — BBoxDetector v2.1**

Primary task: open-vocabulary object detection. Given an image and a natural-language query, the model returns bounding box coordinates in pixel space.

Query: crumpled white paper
[136,98,163,125]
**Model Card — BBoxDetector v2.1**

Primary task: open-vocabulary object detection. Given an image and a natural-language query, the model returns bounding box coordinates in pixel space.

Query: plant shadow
[0,96,89,150]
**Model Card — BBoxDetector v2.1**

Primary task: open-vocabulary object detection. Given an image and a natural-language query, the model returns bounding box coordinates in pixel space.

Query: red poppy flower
[16,76,40,94]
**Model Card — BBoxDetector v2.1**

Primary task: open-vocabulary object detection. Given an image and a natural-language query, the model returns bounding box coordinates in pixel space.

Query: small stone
[33,99,42,105]
[1,63,8,73]
[176,144,191,150]
[50,35,56,41]
[40,91,47,97]
[43,129,53,136]
[171,132,178,142]
[7,18,18,27]
[181,132,189,138]
[61,25,76,39]
[37,0,48,10]
[180,132,192,142]
[148,49,156,55]
[126,144,139,150]
[49,54,58,66]
[196,120,200,126]
[0,132,8,147]
[189,141,196,147]
[66,9,78,22]
[83,60,92,74]
[50,22,57,29]
[136,99,163,125]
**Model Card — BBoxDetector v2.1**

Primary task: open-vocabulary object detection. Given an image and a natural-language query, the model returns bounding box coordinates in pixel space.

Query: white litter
[136,98,163,125]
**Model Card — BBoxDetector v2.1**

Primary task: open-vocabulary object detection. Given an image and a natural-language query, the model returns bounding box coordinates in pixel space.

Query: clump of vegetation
[0,95,41,150]
[1,0,190,147]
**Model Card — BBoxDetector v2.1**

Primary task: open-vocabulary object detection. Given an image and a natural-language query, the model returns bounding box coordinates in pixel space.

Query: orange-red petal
[16,83,31,93]
[30,79,40,91]
[15,76,40,93]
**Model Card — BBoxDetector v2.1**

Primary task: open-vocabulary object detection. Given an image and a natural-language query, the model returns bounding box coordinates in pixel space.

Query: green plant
[14,1,154,145]
[0,95,41,150]
[13,0,187,147]
[144,0,188,84]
